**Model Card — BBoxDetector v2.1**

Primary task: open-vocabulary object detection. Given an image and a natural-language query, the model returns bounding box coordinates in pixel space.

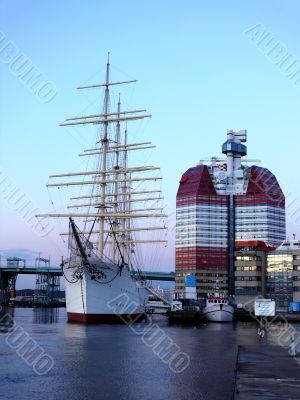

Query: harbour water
[1,307,300,400]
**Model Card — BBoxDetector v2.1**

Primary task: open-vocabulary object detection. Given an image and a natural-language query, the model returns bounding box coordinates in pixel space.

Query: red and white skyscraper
[175,130,286,299]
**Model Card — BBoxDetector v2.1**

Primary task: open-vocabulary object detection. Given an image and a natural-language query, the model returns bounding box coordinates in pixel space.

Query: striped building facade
[175,131,285,299]
[175,165,229,296]
[235,166,286,245]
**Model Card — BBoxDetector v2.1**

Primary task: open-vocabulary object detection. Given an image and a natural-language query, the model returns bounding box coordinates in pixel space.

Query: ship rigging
[37,55,168,323]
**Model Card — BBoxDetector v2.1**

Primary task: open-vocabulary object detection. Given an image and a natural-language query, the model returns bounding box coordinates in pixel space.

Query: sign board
[254,299,275,317]
[185,274,196,288]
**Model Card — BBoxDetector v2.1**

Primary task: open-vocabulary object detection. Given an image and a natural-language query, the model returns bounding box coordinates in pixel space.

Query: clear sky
[1,0,300,288]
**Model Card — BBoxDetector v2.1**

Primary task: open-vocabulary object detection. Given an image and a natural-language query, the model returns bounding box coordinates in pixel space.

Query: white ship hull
[65,261,148,324]
[203,304,234,322]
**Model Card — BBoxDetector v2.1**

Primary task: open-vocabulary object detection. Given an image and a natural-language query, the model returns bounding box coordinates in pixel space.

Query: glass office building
[267,252,293,311]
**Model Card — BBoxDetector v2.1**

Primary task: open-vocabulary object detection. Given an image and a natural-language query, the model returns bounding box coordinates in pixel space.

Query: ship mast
[37,56,167,265]
[98,54,110,258]
[111,94,121,263]
[127,170,132,269]
[122,126,129,264]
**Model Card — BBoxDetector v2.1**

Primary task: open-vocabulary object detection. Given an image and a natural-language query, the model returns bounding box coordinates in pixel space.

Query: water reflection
[33,307,60,324]
[64,322,88,339]
[1,310,300,400]
[0,306,15,333]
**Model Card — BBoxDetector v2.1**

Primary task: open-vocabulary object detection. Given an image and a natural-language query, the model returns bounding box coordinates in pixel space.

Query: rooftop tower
[175,130,285,299]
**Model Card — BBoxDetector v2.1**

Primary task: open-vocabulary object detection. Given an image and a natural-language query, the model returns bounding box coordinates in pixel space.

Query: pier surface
[235,345,300,399]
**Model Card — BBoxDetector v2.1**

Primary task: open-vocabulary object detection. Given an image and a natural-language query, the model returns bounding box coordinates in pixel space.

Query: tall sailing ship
[37,56,167,323]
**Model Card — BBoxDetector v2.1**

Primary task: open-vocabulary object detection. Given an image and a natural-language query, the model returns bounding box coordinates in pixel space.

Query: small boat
[168,306,203,325]
[168,300,205,325]
[203,279,234,322]
[145,298,169,314]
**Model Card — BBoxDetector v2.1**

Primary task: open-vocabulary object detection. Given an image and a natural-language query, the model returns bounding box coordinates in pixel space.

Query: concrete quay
[234,345,300,399]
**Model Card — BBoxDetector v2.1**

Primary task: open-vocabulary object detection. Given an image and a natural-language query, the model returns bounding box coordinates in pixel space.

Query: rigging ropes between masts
[37,55,167,265]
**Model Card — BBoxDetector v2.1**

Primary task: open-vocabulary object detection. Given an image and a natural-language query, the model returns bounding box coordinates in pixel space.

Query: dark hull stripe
[204,309,234,316]
[67,312,147,324]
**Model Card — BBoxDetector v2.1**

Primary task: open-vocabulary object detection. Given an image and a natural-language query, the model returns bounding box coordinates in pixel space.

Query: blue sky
[1,0,300,288]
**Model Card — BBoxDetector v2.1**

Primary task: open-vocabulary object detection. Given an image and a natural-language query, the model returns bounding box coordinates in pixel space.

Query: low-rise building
[176,238,300,312]
[234,240,272,305]
[235,239,300,311]
[267,240,300,311]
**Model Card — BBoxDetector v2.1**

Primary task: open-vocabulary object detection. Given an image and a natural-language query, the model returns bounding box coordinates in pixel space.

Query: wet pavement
[235,346,300,399]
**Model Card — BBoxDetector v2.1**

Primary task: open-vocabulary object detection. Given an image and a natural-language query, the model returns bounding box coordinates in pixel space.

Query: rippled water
[0,308,299,400]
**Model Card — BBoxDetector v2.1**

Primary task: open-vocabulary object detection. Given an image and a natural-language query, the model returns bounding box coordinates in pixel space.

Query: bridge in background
[0,266,175,281]
[0,265,175,305]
